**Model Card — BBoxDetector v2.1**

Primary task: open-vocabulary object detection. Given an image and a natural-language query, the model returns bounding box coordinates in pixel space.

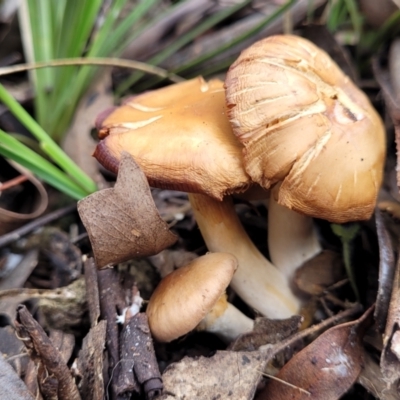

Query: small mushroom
[95,76,300,318]
[225,34,386,279]
[146,252,254,342]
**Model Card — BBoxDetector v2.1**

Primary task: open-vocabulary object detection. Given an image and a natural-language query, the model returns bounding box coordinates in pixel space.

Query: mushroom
[225,34,386,279]
[146,252,254,342]
[94,76,300,318]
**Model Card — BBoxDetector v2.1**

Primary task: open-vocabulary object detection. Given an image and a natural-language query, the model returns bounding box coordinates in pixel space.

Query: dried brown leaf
[256,307,373,400]
[78,153,177,268]
[74,320,107,400]
[374,209,396,332]
[0,353,35,400]
[160,350,267,400]
[295,250,344,296]
[380,244,400,385]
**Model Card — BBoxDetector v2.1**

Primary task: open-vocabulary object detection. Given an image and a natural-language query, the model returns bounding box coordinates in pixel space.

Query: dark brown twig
[98,268,130,400]
[14,305,81,400]
[122,313,162,400]
[84,257,101,327]
[0,203,76,248]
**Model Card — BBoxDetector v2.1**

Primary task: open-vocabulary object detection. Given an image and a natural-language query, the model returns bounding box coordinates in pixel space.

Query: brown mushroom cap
[146,252,237,342]
[94,77,250,200]
[225,34,386,223]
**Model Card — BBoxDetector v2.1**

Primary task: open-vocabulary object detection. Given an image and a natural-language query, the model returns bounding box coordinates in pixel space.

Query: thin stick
[0,58,184,83]
[260,372,311,396]
[0,203,76,248]
[0,175,29,191]
[266,303,363,358]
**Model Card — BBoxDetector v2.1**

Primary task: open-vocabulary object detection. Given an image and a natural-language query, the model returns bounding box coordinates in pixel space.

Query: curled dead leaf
[0,160,48,235]
[256,306,373,400]
[78,152,177,268]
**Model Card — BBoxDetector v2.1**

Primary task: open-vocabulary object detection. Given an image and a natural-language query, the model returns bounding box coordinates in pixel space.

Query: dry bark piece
[119,313,162,400]
[14,305,81,400]
[94,77,250,200]
[49,329,75,365]
[160,350,267,400]
[97,267,132,399]
[0,353,35,400]
[256,306,373,400]
[83,257,101,327]
[74,320,107,400]
[225,34,385,223]
[78,152,177,268]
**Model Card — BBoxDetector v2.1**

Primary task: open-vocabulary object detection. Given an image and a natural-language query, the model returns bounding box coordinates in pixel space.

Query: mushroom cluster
[95,75,299,319]
[224,34,385,280]
[94,34,386,340]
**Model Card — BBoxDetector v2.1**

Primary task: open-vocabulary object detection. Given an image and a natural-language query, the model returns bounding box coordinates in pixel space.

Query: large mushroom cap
[146,252,237,342]
[225,34,386,223]
[94,77,250,200]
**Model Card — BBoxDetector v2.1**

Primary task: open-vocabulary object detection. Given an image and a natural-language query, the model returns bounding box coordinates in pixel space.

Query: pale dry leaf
[256,307,373,400]
[160,350,267,400]
[380,244,400,386]
[77,153,177,268]
[62,73,113,188]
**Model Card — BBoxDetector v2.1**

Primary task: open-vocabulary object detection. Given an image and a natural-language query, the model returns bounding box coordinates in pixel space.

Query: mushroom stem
[197,294,254,342]
[188,193,300,318]
[268,185,322,280]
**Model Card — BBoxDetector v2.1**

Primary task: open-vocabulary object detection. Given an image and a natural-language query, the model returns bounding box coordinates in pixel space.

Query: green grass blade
[20,0,55,129]
[177,0,295,74]
[0,130,88,199]
[47,0,159,139]
[115,0,253,95]
[0,83,97,193]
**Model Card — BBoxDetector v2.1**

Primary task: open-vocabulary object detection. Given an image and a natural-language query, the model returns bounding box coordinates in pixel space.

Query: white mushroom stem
[188,193,300,318]
[197,294,254,342]
[268,185,322,280]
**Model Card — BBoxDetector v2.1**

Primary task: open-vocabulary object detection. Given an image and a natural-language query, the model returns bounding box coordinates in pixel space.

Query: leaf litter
[2,4,400,400]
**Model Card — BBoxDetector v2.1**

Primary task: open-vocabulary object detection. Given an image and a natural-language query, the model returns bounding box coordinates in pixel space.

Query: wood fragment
[14,305,81,400]
[121,313,163,400]
[74,320,107,400]
[84,257,101,327]
[98,268,131,399]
